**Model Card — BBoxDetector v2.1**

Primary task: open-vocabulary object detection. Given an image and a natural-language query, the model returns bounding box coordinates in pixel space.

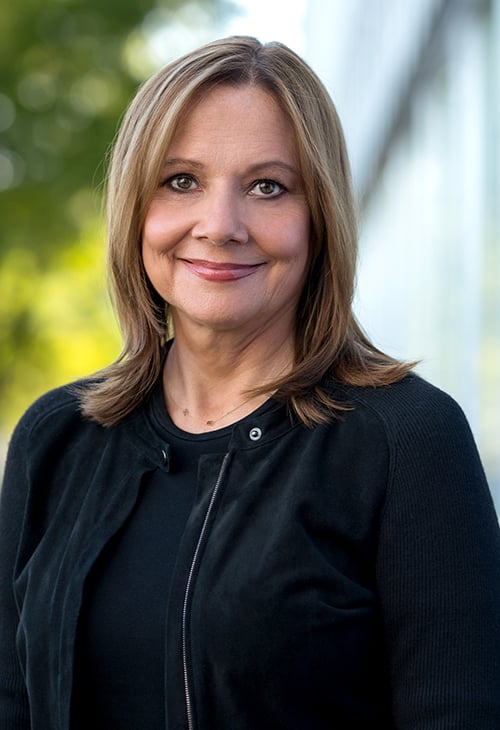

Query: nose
[191,186,248,246]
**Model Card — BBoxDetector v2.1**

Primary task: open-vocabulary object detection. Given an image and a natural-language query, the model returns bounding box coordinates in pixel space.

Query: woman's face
[142,83,310,341]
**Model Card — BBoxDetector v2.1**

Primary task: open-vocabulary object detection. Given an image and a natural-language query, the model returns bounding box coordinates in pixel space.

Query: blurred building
[305,0,500,510]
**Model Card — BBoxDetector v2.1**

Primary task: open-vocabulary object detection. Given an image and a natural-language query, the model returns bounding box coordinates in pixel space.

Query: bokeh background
[1,0,499,511]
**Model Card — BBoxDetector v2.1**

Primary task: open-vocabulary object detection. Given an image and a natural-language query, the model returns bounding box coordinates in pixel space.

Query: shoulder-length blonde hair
[79,35,412,427]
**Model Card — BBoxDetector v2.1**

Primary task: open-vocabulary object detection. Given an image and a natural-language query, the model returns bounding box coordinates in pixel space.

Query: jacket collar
[121,373,300,469]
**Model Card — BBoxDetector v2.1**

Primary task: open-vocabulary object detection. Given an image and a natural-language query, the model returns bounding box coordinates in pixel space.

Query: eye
[164,174,197,192]
[250,179,285,197]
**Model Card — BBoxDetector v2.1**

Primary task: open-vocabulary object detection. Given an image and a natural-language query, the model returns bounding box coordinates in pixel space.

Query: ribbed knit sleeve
[373,379,500,728]
[0,413,33,729]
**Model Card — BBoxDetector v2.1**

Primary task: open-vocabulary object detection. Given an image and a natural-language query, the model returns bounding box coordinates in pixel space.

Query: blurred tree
[0,0,232,433]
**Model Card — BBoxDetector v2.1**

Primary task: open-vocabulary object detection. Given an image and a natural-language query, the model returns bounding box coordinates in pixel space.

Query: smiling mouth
[181,258,264,282]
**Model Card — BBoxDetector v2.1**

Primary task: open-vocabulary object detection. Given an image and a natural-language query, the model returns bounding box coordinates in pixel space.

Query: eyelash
[250,179,286,197]
[162,174,286,198]
[163,174,197,192]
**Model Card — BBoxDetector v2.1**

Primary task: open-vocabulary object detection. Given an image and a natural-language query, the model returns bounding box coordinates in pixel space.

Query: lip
[181,258,264,282]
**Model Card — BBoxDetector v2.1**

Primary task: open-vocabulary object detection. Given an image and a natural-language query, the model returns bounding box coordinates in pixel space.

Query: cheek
[288,214,310,270]
[140,244,154,281]
[142,211,169,252]
[142,200,188,253]
[291,219,311,296]
[140,228,171,299]
[264,206,309,255]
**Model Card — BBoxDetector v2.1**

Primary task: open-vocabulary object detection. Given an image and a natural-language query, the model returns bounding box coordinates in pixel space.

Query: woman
[1,36,499,729]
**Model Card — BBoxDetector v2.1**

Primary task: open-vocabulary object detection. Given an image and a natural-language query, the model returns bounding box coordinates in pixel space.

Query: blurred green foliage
[0,0,231,435]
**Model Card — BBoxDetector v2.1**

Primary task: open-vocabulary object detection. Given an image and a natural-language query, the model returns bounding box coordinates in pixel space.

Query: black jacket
[1,373,500,729]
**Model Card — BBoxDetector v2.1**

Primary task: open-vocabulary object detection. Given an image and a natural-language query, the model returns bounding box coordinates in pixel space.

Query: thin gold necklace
[165,388,269,427]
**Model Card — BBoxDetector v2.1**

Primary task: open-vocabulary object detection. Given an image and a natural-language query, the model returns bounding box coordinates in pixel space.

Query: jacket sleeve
[375,387,500,728]
[0,414,33,729]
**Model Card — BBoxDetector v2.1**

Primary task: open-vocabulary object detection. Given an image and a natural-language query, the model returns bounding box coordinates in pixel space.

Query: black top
[2,373,500,729]
[71,386,275,729]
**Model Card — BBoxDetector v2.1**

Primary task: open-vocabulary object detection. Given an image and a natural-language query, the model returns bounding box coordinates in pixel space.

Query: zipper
[182,452,231,730]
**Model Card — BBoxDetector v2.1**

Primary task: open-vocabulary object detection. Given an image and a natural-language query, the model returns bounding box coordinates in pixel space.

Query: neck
[163,326,294,432]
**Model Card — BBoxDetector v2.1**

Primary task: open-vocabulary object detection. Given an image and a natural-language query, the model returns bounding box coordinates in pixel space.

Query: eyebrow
[162,157,299,176]
[163,157,204,170]
[246,160,299,176]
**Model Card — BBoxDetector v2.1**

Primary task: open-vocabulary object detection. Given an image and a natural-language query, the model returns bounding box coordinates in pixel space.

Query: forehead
[166,83,299,164]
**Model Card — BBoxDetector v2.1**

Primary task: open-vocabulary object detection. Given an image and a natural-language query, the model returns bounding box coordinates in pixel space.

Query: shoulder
[333,373,494,518]
[334,372,472,446]
[11,381,89,440]
[5,377,158,474]
[5,380,109,468]
[330,372,487,493]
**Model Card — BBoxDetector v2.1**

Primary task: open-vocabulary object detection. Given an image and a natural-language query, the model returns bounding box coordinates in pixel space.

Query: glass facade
[306,0,500,510]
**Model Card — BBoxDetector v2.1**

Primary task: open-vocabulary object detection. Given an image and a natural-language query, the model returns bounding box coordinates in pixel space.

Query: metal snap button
[161,446,171,469]
[249,427,262,441]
